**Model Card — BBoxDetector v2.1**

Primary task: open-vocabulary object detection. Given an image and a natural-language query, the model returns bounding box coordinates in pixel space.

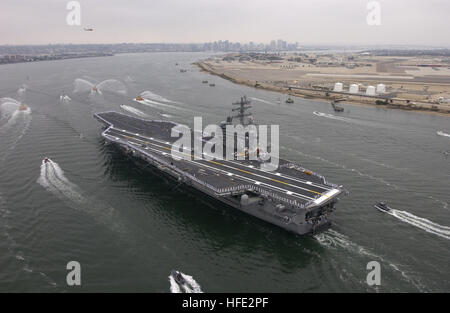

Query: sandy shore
[194,61,450,116]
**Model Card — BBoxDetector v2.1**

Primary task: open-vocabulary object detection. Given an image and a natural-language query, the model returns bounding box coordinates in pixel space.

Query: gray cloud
[0,0,449,46]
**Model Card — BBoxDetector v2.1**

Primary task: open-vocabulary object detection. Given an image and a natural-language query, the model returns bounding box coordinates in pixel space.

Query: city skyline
[1,0,450,46]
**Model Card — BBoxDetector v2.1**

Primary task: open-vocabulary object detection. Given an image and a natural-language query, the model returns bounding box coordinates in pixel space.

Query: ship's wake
[388,210,450,240]
[0,98,21,120]
[313,111,353,123]
[135,98,188,112]
[37,159,87,205]
[140,90,179,104]
[250,97,275,106]
[169,271,203,293]
[0,101,32,164]
[437,131,450,138]
[314,229,426,291]
[120,105,149,118]
[73,78,127,96]
[37,159,126,234]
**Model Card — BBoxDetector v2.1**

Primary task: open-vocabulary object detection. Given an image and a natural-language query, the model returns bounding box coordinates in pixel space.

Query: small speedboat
[135,96,144,101]
[374,202,391,213]
[286,97,294,104]
[171,270,186,285]
[43,157,50,164]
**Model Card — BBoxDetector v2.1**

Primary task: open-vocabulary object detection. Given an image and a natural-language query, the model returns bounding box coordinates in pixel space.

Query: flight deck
[95,111,341,211]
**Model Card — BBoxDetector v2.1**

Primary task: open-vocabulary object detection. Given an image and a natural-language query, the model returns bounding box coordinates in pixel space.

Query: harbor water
[0,52,449,292]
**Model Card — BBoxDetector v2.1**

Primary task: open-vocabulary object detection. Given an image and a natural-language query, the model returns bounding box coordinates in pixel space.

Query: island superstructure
[94,97,343,235]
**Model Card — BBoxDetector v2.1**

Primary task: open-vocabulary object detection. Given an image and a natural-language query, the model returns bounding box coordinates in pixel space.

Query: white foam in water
[169,276,182,293]
[0,97,21,105]
[168,271,203,293]
[2,110,20,129]
[437,131,450,138]
[313,111,353,123]
[389,210,450,240]
[250,97,275,106]
[120,105,148,118]
[136,98,186,112]
[0,102,19,120]
[0,98,21,119]
[0,107,32,163]
[314,229,426,291]
[140,90,177,103]
[37,159,127,234]
[37,159,87,205]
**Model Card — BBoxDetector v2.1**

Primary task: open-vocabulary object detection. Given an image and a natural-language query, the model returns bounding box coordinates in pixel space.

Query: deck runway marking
[112,132,315,201]
[112,130,325,198]
[130,142,314,201]
[114,128,332,191]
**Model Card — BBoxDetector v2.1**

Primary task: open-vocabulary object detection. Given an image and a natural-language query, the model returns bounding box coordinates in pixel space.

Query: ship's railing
[216,184,253,195]
[250,185,305,209]
[216,184,305,209]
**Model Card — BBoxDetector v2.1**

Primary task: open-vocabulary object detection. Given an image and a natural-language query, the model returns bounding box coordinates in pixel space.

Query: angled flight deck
[94,98,343,235]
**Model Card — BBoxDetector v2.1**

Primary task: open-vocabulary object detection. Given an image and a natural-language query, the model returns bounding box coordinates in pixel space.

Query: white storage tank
[366,86,376,96]
[376,84,386,94]
[349,84,359,94]
[333,82,343,92]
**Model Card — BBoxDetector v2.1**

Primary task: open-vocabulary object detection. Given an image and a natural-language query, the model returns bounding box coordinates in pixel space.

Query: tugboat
[331,100,344,112]
[286,97,294,104]
[374,202,391,213]
[18,103,28,111]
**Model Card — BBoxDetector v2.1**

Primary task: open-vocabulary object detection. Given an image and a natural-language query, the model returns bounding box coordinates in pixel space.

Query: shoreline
[194,61,450,116]
[0,53,114,66]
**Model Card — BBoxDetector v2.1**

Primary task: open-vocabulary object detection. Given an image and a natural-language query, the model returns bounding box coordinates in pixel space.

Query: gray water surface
[0,52,449,292]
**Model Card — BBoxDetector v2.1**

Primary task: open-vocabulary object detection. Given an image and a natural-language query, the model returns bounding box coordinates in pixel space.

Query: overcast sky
[1,0,449,46]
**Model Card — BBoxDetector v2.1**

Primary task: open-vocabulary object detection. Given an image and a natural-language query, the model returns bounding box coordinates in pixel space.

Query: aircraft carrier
[94,97,343,235]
